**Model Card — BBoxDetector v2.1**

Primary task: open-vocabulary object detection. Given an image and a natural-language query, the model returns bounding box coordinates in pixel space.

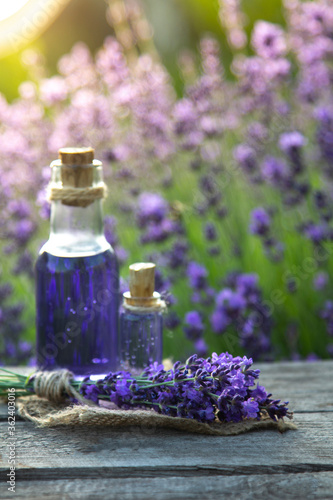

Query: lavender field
[0,0,333,365]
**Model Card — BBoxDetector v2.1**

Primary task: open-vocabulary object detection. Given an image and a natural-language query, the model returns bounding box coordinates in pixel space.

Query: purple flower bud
[165,311,181,330]
[249,207,271,236]
[251,21,287,59]
[187,262,208,290]
[233,144,257,173]
[136,192,169,226]
[194,338,208,357]
[313,271,329,291]
[279,131,306,154]
[210,310,230,334]
[261,156,288,185]
[183,311,204,340]
[203,222,217,241]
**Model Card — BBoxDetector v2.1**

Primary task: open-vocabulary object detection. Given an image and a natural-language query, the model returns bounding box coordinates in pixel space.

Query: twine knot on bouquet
[29,370,88,404]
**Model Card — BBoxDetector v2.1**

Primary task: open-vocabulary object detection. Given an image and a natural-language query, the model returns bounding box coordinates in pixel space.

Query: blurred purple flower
[183,311,204,340]
[136,192,169,227]
[164,311,181,330]
[233,144,257,173]
[251,21,287,59]
[166,241,188,269]
[313,271,329,291]
[279,131,306,154]
[194,338,209,357]
[187,262,208,290]
[316,107,333,167]
[203,222,217,241]
[302,222,329,244]
[216,289,246,313]
[261,156,288,185]
[249,208,271,236]
[7,200,32,219]
[11,219,36,246]
[210,309,230,334]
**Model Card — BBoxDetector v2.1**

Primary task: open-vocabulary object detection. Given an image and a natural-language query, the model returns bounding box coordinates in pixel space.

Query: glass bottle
[35,147,119,376]
[119,263,165,374]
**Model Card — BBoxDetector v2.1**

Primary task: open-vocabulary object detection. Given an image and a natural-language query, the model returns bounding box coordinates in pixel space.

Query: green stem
[136,377,197,389]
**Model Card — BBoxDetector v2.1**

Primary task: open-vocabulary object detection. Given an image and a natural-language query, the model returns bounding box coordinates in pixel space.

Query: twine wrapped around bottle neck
[47,183,108,208]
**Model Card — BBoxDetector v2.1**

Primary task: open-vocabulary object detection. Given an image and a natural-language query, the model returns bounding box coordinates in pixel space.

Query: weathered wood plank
[0,360,332,419]
[254,360,333,413]
[1,472,333,500]
[0,413,332,471]
[2,463,333,480]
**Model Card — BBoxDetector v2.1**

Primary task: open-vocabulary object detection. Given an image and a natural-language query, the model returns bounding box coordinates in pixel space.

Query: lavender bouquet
[0,353,291,425]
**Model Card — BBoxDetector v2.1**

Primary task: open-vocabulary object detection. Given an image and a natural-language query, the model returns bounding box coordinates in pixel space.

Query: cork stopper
[124,262,163,308]
[129,262,155,298]
[59,147,94,166]
[58,147,95,206]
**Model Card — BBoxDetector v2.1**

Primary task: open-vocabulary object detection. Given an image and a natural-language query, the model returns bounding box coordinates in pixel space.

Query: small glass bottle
[119,263,166,373]
[35,147,119,376]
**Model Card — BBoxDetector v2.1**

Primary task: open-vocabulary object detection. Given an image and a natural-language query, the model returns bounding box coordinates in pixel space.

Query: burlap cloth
[17,396,297,435]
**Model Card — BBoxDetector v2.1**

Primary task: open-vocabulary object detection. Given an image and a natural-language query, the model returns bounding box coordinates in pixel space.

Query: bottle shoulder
[40,236,113,258]
[36,248,119,275]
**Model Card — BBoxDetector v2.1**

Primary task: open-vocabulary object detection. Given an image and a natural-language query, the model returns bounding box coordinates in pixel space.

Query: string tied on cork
[47,147,108,208]
[123,263,167,313]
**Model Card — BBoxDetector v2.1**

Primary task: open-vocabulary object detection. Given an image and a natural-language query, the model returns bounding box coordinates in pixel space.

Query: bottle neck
[42,199,110,257]
[122,292,166,313]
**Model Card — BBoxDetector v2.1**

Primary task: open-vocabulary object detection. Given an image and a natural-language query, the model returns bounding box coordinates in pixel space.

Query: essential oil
[36,249,118,375]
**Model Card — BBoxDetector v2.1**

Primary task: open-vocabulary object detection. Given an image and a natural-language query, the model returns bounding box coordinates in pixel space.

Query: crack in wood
[1,464,333,481]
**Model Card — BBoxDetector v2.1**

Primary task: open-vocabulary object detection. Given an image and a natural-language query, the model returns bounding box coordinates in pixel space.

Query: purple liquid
[36,249,119,376]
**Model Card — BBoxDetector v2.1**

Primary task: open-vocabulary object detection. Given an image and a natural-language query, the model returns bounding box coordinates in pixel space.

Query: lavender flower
[77,353,292,424]
[233,144,257,173]
[316,108,333,170]
[279,131,306,154]
[210,272,272,360]
[249,208,271,236]
[183,311,204,340]
[251,21,287,59]
[203,222,217,241]
[136,192,169,226]
[279,131,306,174]
[313,271,329,291]
[261,156,288,186]
[187,262,208,290]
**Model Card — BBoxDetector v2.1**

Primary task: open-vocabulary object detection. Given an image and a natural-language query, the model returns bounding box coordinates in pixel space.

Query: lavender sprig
[0,355,292,425]
[79,353,292,424]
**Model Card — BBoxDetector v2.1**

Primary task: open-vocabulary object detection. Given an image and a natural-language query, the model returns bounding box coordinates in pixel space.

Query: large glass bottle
[119,263,165,374]
[36,147,119,376]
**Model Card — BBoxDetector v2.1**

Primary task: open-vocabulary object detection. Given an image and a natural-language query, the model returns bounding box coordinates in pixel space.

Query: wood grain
[1,473,333,500]
[0,412,331,470]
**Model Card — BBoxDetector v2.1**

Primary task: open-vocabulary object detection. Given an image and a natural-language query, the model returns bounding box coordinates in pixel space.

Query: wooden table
[0,361,332,499]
